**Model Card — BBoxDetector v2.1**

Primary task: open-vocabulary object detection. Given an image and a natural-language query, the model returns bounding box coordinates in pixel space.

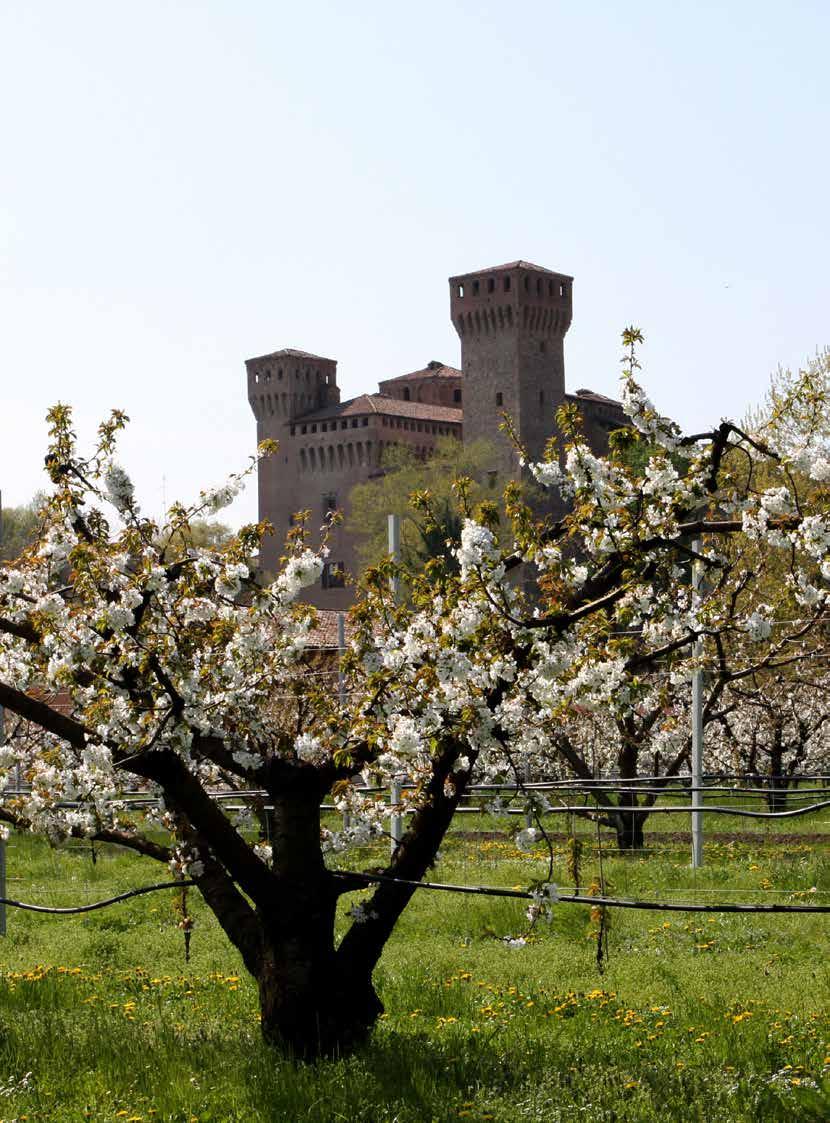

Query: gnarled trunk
[253,775,382,1058]
[255,907,382,1057]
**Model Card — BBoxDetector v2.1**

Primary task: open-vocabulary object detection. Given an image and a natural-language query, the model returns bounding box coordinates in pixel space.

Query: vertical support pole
[337,612,346,708]
[390,777,403,856]
[387,514,403,855]
[337,612,351,832]
[691,539,704,869]
[0,700,6,935]
[387,513,401,602]
[0,818,5,937]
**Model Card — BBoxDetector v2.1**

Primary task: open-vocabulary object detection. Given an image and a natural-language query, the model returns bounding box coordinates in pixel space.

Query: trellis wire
[330,870,830,913]
[2,874,828,917]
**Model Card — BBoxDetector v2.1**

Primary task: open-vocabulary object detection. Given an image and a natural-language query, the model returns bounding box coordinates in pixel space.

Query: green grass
[0,819,827,1122]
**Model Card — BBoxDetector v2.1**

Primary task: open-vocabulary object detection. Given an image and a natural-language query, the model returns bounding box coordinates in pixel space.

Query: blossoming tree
[707,671,830,809]
[0,337,828,1056]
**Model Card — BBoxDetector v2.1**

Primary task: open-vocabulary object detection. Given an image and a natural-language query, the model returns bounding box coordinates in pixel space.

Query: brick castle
[247,259,626,608]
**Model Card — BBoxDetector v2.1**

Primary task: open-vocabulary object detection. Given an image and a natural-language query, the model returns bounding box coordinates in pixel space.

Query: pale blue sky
[2,1,828,524]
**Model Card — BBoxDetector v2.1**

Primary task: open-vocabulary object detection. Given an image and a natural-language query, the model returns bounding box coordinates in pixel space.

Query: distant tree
[745,347,830,455]
[0,494,47,561]
[1,494,232,562]
[162,518,233,552]
[709,672,830,810]
[346,436,498,573]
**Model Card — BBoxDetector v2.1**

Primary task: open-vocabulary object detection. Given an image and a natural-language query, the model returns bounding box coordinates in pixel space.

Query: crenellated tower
[246,348,339,434]
[246,348,340,576]
[449,260,572,478]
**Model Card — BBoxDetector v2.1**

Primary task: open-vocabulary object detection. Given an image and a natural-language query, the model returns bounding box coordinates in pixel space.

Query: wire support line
[0,880,195,915]
[3,874,829,919]
[469,785,830,797]
[364,802,830,819]
[532,801,830,818]
[332,871,830,914]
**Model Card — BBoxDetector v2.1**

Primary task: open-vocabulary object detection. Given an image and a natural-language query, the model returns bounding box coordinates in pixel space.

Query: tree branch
[0,680,88,748]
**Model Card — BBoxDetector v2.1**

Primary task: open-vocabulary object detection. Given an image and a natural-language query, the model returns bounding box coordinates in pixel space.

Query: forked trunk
[255,776,382,1058]
[256,914,382,1058]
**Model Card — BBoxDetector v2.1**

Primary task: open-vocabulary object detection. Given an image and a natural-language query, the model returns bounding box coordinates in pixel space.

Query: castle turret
[246,348,339,578]
[246,348,339,437]
[449,260,572,478]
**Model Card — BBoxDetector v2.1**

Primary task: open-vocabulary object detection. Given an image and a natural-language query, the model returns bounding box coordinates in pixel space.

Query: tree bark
[254,772,381,1058]
[613,807,646,852]
[765,746,788,813]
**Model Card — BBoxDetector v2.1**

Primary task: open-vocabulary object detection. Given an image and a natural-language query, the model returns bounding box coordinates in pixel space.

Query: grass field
[0,808,827,1122]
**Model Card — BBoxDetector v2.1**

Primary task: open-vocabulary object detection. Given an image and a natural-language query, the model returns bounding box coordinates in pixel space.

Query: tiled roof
[568,389,625,408]
[305,610,359,649]
[381,362,462,384]
[294,393,463,425]
[450,260,570,279]
[246,347,335,364]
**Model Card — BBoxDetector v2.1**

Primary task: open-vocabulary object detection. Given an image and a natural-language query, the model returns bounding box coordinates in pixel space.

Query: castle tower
[246,348,339,433]
[449,260,572,478]
[246,348,339,576]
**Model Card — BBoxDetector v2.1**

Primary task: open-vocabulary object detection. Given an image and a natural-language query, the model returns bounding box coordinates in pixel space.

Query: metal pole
[387,516,403,853]
[337,612,346,708]
[390,777,403,856]
[337,612,351,831]
[691,539,704,868]
[387,513,401,602]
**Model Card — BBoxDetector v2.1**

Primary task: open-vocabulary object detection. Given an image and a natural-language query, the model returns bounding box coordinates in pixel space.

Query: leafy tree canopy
[346,436,498,573]
[0,494,47,562]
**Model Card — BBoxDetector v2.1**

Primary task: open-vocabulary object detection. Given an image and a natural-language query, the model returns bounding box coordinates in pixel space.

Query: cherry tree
[708,671,830,810]
[0,336,828,1056]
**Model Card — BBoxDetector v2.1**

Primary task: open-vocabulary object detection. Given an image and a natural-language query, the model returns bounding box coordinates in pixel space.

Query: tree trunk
[613,809,645,852]
[765,747,788,813]
[255,775,382,1058]
[255,908,382,1058]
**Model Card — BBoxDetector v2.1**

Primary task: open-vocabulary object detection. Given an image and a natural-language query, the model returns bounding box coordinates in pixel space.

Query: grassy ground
[0,812,827,1122]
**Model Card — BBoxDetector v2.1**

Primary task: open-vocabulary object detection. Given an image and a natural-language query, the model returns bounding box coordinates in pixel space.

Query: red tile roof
[568,389,625,408]
[450,260,572,279]
[381,362,462,384]
[305,609,359,649]
[294,394,463,426]
[246,347,335,364]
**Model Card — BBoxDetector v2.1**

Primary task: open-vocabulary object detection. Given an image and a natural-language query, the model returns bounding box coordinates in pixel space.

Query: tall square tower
[449,260,572,478]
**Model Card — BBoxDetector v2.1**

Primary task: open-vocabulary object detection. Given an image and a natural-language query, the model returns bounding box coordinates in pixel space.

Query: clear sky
[2,0,828,526]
